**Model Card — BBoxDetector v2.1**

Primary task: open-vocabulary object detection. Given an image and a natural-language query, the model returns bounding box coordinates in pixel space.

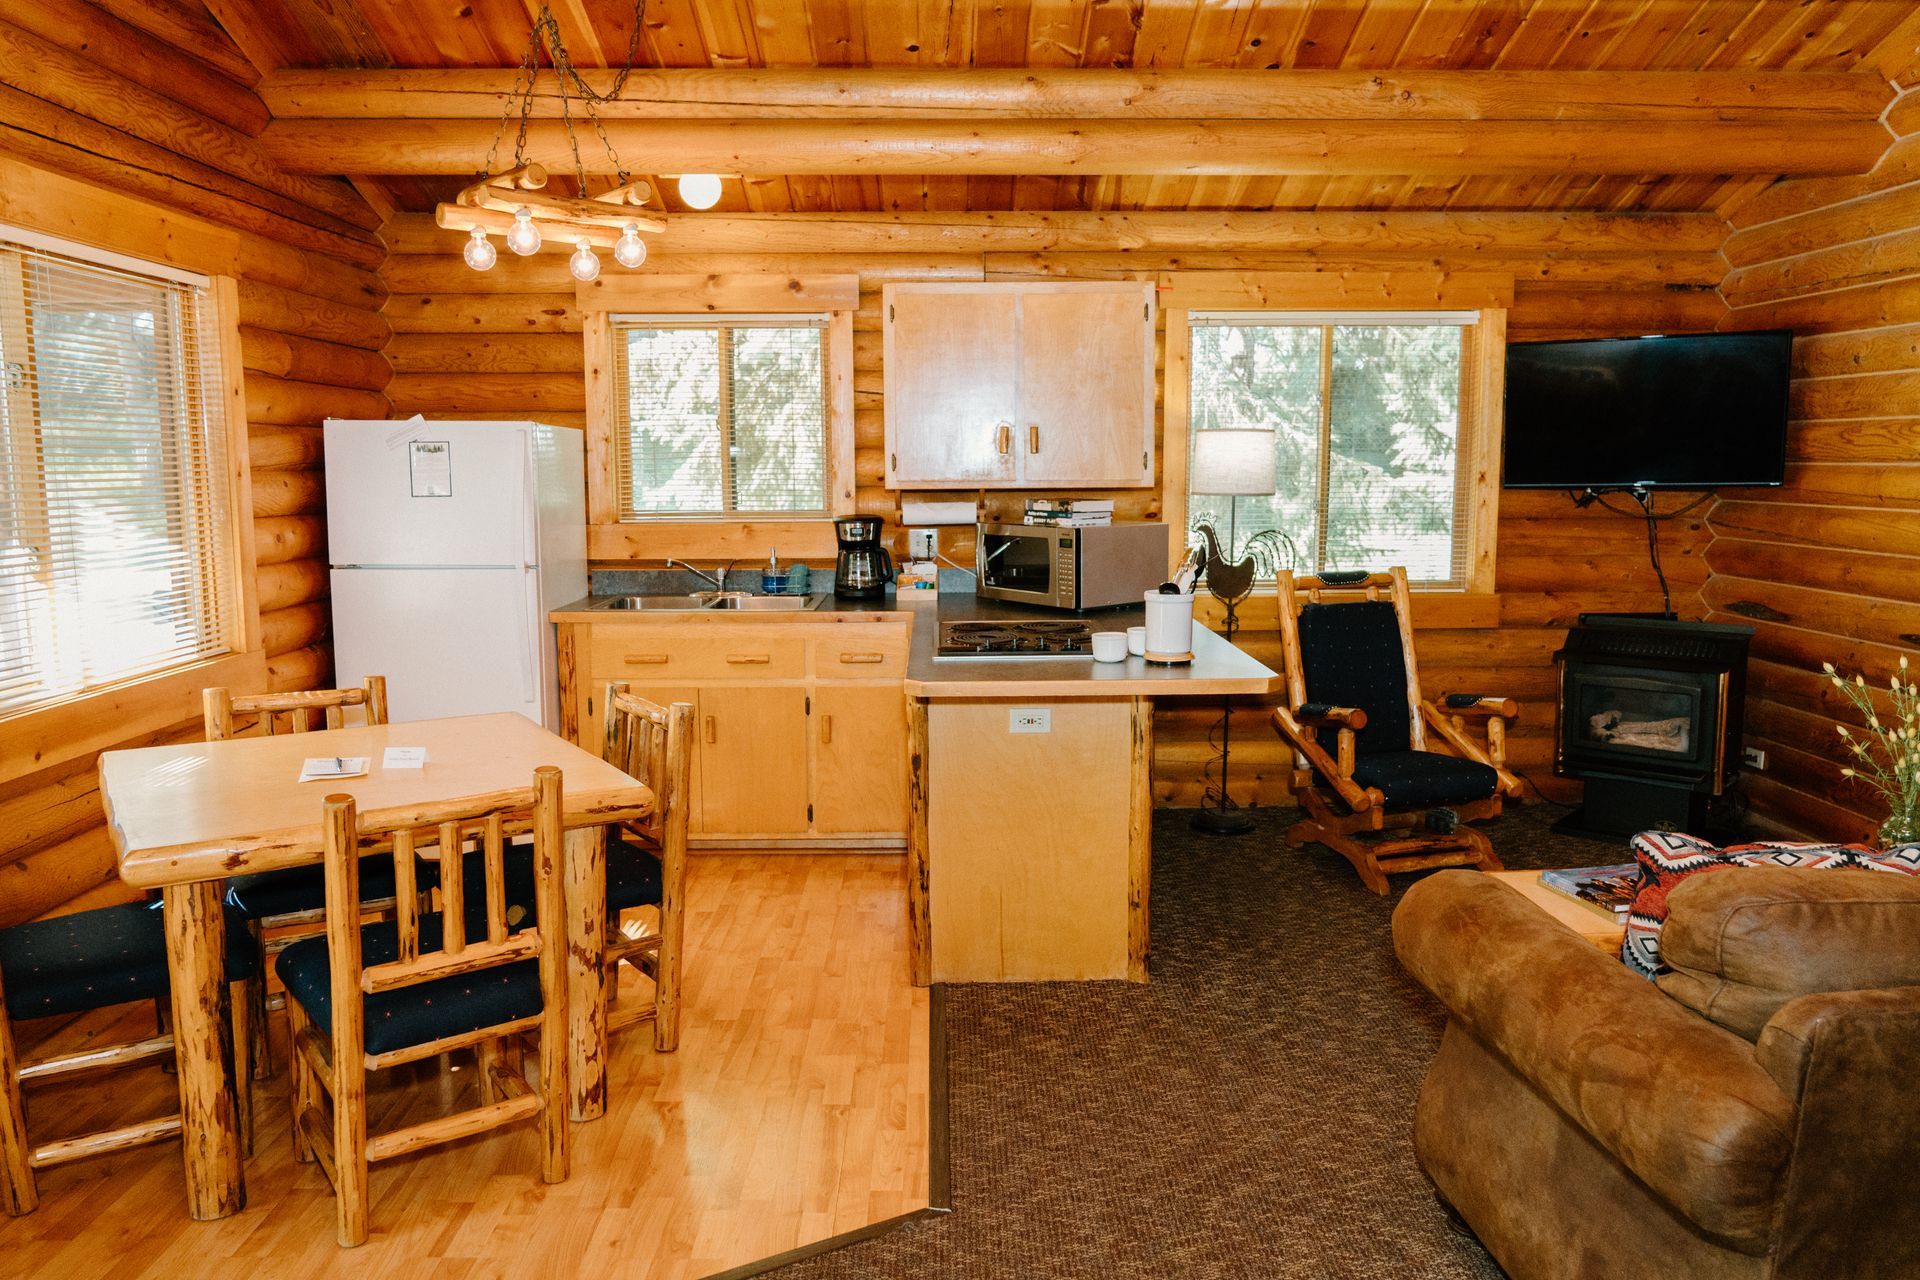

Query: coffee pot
[834,517,894,601]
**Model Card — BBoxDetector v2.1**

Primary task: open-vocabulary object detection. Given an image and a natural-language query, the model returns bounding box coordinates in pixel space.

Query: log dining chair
[278,769,571,1247]
[598,683,693,1052]
[203,677,429,1073]
[1269,567,1523,894]
[1,899,258,1215]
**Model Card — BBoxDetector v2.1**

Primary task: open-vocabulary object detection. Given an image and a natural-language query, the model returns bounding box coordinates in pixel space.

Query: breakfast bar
[902,609,1278,985]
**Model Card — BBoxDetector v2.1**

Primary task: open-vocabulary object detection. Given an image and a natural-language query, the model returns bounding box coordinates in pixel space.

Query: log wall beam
[260,117,1889,179]
[257,68,1893,122]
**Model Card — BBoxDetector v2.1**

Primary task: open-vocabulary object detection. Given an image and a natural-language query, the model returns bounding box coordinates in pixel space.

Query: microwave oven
[975,522,1172,611]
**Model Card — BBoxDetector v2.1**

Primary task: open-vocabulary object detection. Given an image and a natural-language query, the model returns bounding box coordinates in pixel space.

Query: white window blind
[611,315,829,519]
[1187,311,1476,589]
[0,234,234,717]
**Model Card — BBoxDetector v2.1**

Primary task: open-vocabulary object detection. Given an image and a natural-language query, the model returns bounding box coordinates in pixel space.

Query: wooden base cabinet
[557,618,910,846]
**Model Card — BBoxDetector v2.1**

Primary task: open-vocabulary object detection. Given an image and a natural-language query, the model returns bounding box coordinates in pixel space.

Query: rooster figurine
[1193,522,1297,638]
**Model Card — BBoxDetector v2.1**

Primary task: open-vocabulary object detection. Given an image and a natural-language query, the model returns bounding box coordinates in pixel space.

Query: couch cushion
[1349,750,1498,810]
[1622,831,1920,980]
[276,915,542,1057]
[1297,600,1411,756]
[2,900,259,1021]
[1657,866,1920,1041]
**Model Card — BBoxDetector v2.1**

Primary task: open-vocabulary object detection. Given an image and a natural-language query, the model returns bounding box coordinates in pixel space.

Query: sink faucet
[666,558,739,592]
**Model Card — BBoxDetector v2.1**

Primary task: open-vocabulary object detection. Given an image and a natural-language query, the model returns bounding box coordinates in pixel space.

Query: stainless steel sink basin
[594,593,817,612]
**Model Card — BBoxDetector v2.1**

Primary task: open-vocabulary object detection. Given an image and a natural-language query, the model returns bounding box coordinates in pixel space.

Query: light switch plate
[1009,707,1051,734]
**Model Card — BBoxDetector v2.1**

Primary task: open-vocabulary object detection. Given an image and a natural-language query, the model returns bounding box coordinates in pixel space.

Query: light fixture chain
[482,33,540,178]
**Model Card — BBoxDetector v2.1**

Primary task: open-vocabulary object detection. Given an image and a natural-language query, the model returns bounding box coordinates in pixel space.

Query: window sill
[1195,591,1502,632]
[0,649,268,787]
[589,519,843,563]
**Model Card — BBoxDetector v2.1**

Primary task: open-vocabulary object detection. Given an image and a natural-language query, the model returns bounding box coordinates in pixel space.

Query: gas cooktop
[935,618,1096,659]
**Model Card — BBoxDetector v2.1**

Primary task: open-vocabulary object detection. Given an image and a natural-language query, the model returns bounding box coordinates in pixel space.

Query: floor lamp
[1189,428,1277,838]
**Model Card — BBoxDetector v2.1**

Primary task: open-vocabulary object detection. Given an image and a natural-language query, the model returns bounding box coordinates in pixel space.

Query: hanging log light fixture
[433,0,721,280]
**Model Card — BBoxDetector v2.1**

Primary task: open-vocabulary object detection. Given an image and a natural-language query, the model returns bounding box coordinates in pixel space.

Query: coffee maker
[834,516,894,601]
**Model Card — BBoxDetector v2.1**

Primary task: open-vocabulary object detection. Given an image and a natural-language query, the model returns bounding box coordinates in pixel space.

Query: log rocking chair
[1270,567,1523,894]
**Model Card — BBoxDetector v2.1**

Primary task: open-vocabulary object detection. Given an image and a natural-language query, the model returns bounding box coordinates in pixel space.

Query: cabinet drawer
[813,630,909,677]
[591,630,807,679]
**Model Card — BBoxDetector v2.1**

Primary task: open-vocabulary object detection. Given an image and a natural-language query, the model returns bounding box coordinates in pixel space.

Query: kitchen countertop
[552,591,1279,701]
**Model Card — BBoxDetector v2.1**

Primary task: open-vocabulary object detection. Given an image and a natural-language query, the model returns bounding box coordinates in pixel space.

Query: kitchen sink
[594,593,817,612]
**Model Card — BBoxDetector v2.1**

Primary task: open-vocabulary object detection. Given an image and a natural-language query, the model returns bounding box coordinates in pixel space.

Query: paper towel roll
[900,500,977,526]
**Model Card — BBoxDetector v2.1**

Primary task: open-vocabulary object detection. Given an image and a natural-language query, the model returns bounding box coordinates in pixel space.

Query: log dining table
[97,711,653,1220]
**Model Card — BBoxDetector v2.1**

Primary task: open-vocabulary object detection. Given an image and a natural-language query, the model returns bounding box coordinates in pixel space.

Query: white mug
[1091,631,1128,663]
[1126,626,1147,656]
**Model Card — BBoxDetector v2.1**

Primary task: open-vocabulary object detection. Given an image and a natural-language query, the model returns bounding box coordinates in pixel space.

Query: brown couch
[1393,866,1920,1280]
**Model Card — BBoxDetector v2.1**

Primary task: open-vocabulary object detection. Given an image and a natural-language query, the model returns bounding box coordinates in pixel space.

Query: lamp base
[1190,806,1256,837]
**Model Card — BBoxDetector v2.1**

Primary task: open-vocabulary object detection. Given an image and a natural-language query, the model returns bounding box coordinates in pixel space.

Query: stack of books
[1539,863,1640,921]
[1023,499,1114,527]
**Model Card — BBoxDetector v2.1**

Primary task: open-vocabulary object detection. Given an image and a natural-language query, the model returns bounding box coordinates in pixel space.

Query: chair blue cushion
[457,835,665,936]
[275,915,541,1058]
[225,854,434,922]
[1,899,259,1021]
[1350,750,1498,810]
[1297,600,1412,757]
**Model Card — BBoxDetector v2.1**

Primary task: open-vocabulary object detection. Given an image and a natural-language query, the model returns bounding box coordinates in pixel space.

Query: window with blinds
[0,233,234,718]
[1187,311,1476,589]
[611,315,829,519]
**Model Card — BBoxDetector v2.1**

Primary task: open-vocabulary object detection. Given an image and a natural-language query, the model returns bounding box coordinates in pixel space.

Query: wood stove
[1553,615,1755,838]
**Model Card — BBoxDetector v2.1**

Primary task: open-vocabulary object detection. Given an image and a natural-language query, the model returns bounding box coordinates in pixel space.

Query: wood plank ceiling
[202,0,1920,218]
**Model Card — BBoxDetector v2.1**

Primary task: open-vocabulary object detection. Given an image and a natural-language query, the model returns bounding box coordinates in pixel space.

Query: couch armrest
[1394,870,1796,1252]
[1756,987,1920,1279]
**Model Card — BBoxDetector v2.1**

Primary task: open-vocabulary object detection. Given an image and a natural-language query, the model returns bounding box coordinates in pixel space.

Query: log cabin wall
[1711,85,1920,842]
[379,213,1726,806]
[0,6,387,926]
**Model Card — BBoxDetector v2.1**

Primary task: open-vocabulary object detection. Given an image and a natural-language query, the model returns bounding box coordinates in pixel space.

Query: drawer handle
[1028,424,1040,454]
[820,714,833,744]
[837,653,885,664]
[996,422,1011,455]
[725,654,771,665]
[704,715,717,744]
[623,655,670,665]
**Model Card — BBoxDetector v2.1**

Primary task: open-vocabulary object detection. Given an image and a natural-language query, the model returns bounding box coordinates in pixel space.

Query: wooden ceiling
[199,0,1920,218]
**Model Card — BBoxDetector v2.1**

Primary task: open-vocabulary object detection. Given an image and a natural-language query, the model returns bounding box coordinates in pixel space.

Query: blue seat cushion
[1350,750,1499,810]
[225,854,435,922]
[275,916,541,1058]
[456,835,665,936]
[1297,600,1413,757]
[1,899,260,1021]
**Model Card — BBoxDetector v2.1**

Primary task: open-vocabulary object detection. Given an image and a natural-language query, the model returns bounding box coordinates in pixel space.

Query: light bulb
[677,173,723,210]
[462,227,496,271]
[613,222,648,269]
[568,239,601,282]
[505,207,542,256]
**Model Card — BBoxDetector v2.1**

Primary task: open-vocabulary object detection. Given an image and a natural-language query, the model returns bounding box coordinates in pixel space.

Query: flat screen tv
[1502,330,1792,490]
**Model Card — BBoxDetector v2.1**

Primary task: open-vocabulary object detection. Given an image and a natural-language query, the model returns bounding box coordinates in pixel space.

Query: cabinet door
[699,685,811,835]
[884,286,1019,488]
[811,684,909,835]
[1016,285,1155,487]
[598,683,706,832]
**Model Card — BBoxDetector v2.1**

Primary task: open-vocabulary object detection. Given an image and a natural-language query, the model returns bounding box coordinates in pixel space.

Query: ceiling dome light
[568,239,601,282]
[505,207,542,256]
[677,173,723,210]
[613,222,648,269]
[462,227,497,271]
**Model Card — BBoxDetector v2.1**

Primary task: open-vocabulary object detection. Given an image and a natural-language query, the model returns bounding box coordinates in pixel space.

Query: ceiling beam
[259,116,1889,178]
[380,210,1730,257]
[258,67,1892,121]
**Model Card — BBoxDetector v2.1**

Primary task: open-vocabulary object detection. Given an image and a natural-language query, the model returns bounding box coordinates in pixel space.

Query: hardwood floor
[3,854,931,1279]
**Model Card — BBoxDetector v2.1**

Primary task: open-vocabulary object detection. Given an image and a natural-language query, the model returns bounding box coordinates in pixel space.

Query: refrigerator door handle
[518,565,539,705]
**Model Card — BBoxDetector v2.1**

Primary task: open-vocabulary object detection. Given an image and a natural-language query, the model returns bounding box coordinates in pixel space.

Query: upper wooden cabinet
[882,282,1155,489]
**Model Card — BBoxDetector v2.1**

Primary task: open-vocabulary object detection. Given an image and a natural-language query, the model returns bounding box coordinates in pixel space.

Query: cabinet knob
[1028,424,1040,454]
[996,422,1011,455]
[704,715,717,744]
[820,714,833,744]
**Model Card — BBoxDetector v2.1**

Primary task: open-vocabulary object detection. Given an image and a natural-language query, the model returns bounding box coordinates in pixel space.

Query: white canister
[1091,631,1128,662]
[1142,590,1195,664]
[1126,626,1148,657]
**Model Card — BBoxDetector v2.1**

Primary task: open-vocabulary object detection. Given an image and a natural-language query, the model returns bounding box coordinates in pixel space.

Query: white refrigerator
[323,419,587,731]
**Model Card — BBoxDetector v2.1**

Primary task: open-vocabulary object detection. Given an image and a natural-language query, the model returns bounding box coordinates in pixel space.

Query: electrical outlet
[908,527,938,560]
[1742,746,1768,771]
[1009,707,1051,734]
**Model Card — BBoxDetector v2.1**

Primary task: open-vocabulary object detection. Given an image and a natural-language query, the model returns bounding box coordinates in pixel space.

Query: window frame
[581,275,857,563]
[1162,272,1508,627]
[0,221,261,781]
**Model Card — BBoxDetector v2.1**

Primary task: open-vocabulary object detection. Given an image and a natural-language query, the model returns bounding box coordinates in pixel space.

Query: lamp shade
[1190,428,1276,496]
